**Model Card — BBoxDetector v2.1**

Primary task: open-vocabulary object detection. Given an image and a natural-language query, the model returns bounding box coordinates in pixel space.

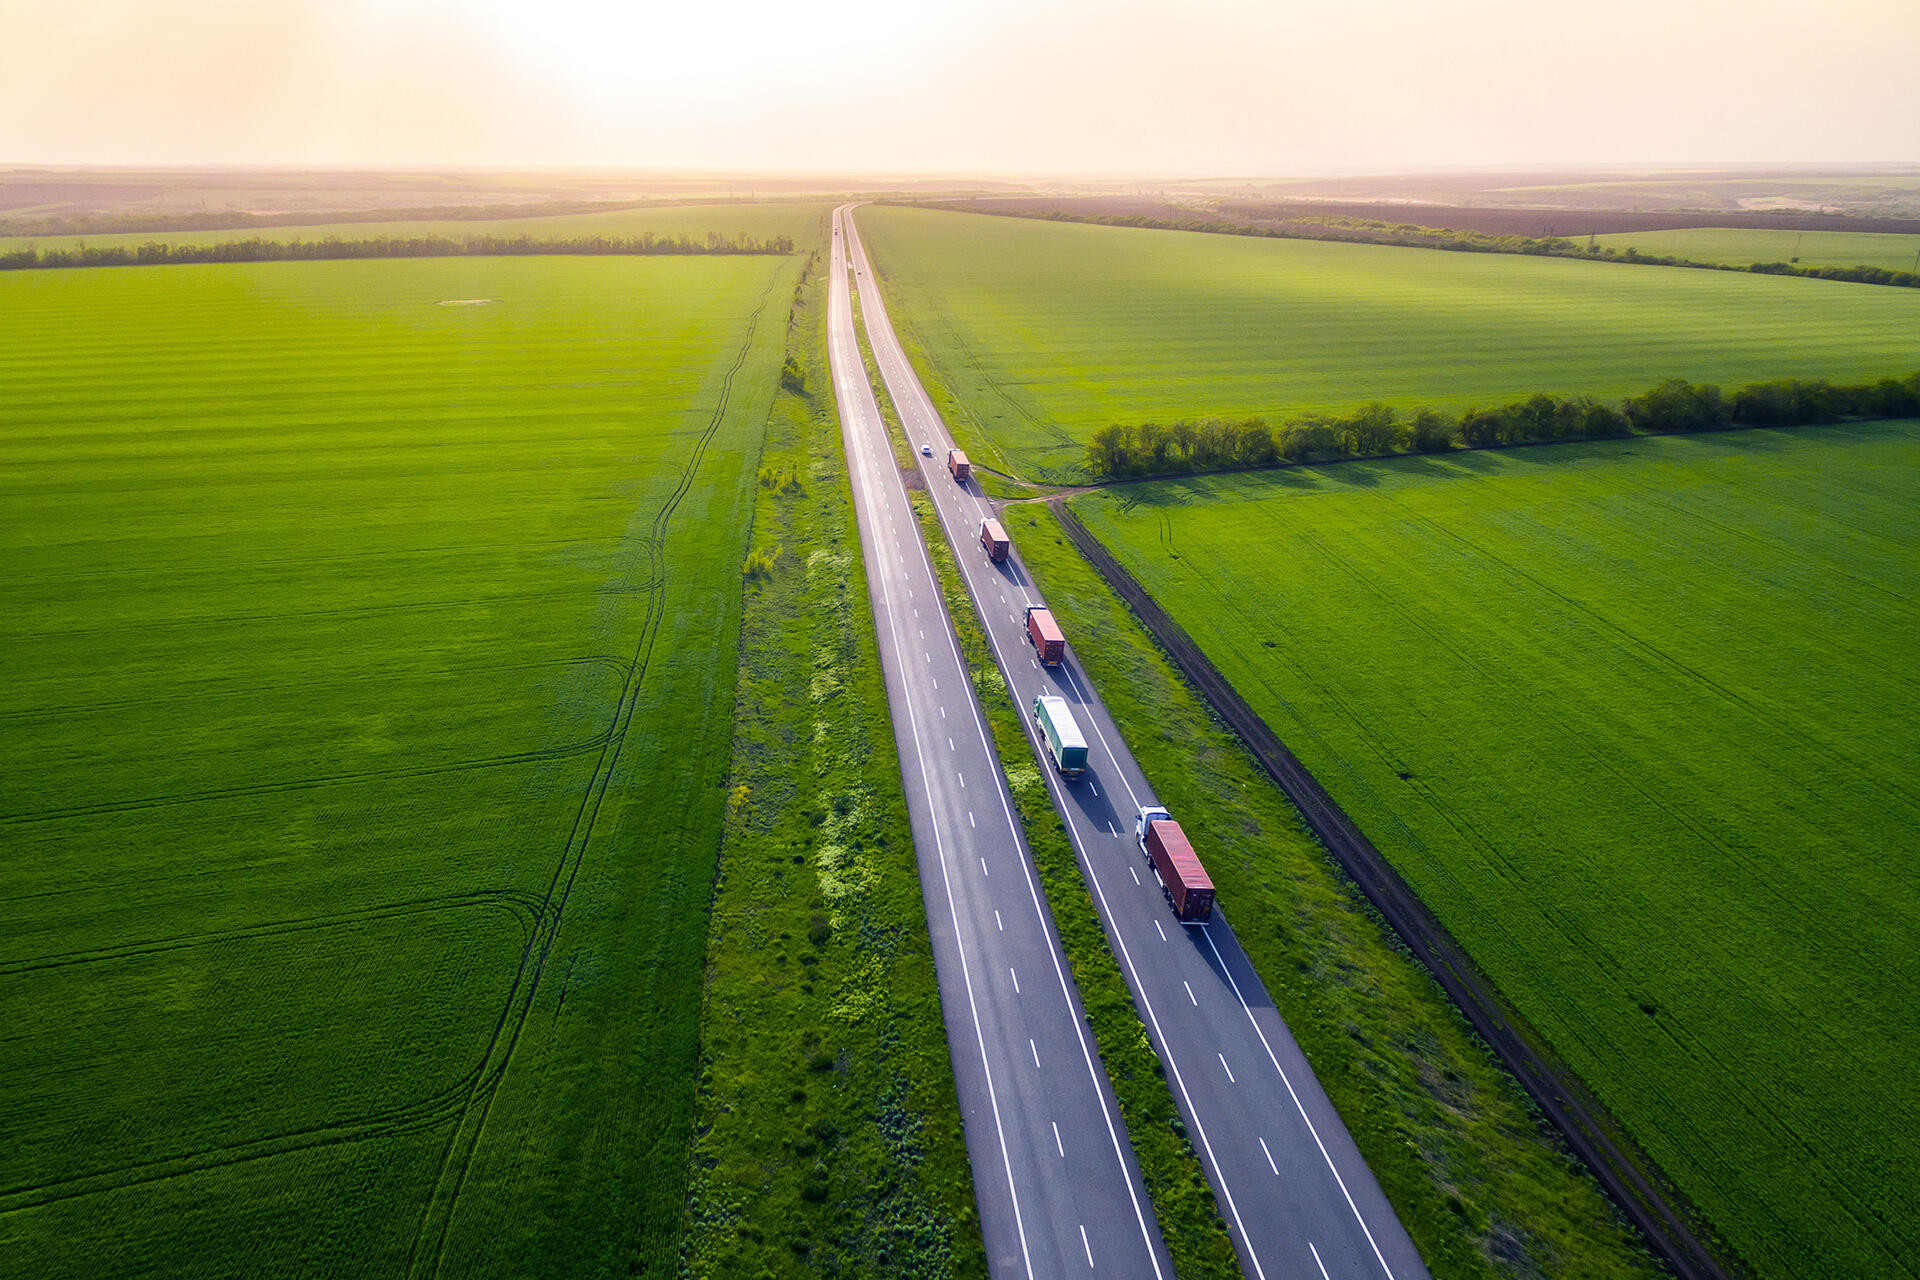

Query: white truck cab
[1134,805,1171,845]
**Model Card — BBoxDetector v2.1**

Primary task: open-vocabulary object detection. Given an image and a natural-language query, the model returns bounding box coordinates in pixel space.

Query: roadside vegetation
[1590,227,1920,274]
[1007,503,1667,1278]
[908,494,1242,1279]
[684,249,984,1278]
[847,275,1239,1275]
[0,230,796,270]
[1080,372,1920,478]
[854,206,1920,482]
[1065,423,1920,1280]
[0,252,799,1277]
[0,200,828,255]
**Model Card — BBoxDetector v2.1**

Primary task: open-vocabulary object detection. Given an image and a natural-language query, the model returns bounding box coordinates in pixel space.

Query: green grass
[846,277,1237,1274]
[0,201,829,254]
[1010,501,1663,1278]
[1590,227,1920,273]
[1064,423,1920,1280]
[682,254,985,1277]
[856,206,1920,482]
[907,495,1240,1280]
[0,251,800,1277]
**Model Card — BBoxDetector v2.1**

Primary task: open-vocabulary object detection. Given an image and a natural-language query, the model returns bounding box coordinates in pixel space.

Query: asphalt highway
[827,207,1174,1278]
[842,206,1432,1280]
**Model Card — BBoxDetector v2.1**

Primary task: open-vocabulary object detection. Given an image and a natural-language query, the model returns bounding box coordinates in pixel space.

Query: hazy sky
[4,0,1916,174]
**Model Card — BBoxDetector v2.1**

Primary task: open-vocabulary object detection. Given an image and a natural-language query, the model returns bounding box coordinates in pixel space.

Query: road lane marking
[1259,1137,1279,1176]
[1131,866,1140,885]
[958,771,966,788]
[1219,1054,1236,1084]
[1053,1122,1065,1157]
[980,858,989,877]
[948,736,955,750]
[940,706,946,718]
[1108,822,1117,836]
[1081,1225,1094,1268]
[1030,1039,1041,1068]
[1310,1242,1332,1280]
[1089,780,1098,797]
[829,237,1041,1280]
[1202,928,1398,1279]
[968,811,975,828]
[1155,921,1166,942]
[995,910,1003,931]
[1010,968,1020,994]
[1184,981,1198,1006]
[849,215,1166,1280]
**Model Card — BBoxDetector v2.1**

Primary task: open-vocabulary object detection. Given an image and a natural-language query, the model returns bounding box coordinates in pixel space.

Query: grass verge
[1006,501,1668,1279]
[682,250,985,1278]
[906,492,1240,1278]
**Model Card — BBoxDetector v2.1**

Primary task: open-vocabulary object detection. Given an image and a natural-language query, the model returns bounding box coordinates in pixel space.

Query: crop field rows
[857,206,1920,482]
[1,252,799,1277]
[1066,424,1920,1280]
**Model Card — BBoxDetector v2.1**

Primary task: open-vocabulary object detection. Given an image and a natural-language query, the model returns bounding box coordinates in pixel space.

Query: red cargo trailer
[947,448,971,483]
[1024,605,1065,665]
[980,518,1010,563]
[1143,817,1215,923]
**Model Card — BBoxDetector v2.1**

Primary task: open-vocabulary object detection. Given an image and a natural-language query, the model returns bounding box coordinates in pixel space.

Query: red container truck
[980,518,1010,563]
[1135,806,1215,923]
[947,448,971,483]
[1024,605,1065,666]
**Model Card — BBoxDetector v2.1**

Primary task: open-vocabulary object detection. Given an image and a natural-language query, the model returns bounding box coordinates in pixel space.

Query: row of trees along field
[1082,372,1920,478]
[0,231,796,270]
[929,204,1920,289]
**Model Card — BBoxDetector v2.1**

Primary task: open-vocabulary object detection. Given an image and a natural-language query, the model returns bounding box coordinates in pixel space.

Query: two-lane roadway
[827,207,1173,1277]
[844,206,1431,1280]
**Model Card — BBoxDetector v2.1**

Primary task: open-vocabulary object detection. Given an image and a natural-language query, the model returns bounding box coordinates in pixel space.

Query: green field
[856,207,1920,480]
[0,251,799,1277]
[1065,424,1920,1280]
[1590,227,1920,273]
[0,200,828,253]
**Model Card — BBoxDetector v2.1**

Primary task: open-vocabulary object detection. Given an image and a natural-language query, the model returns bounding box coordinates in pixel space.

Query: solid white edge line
[828,213,1036,1280]
[860,208,1410,1280]
[847,210,1168,1280]
[1205,923,1399,1280]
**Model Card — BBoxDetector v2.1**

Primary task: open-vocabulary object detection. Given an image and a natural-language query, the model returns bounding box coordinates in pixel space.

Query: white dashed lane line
[1053,1122,1065,1157]
[1184,981,1198,1006]
[1030,1039,1041,1069]
[1010,968,1021,995]
[1259,1137,1279,1176]
[1155,921,1166,942]
[1219,1054,1236,1084]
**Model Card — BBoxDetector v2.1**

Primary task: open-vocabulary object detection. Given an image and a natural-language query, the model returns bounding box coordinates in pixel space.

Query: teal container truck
[1032,695,1088,777]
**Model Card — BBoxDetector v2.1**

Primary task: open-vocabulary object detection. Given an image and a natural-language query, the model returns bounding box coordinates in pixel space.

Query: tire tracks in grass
[402,284,775,1280]
[0,731,617,826]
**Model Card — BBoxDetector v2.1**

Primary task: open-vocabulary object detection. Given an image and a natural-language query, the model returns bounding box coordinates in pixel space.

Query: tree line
[1082,372,1920,478]
[915,203,1920,291]
[0,231,796,271]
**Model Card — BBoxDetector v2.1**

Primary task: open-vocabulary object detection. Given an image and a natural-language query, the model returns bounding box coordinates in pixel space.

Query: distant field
[0,200,829,253]
[0,253,798,1277]
[1591,227,1920,272]
[857,207,1920,481]
[1066,423,1920,1280]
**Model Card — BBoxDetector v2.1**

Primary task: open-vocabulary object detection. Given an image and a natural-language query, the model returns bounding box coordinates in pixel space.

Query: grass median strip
[909,493,1240,1279]
[683,247,985,1279]
[1008,501,1667,1280]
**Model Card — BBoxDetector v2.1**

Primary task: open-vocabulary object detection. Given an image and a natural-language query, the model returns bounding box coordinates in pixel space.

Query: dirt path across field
[1048,497,1736,1280]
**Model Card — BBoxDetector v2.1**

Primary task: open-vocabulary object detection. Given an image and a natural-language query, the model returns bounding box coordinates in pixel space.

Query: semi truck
[947,448,971,483]
[1032,695,1088,776]
[1024,605,1065,666]
[979,518,1010,563]
[1135,806,1215,924]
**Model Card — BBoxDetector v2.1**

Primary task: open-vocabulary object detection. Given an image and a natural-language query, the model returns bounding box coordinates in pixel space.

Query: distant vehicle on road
[1033,695,1088,776]
[980,518,1010,563]
[921,442,933,456]
[947,448,971,483]
[1136,806,1215,923]
[1024,604,1065,666]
